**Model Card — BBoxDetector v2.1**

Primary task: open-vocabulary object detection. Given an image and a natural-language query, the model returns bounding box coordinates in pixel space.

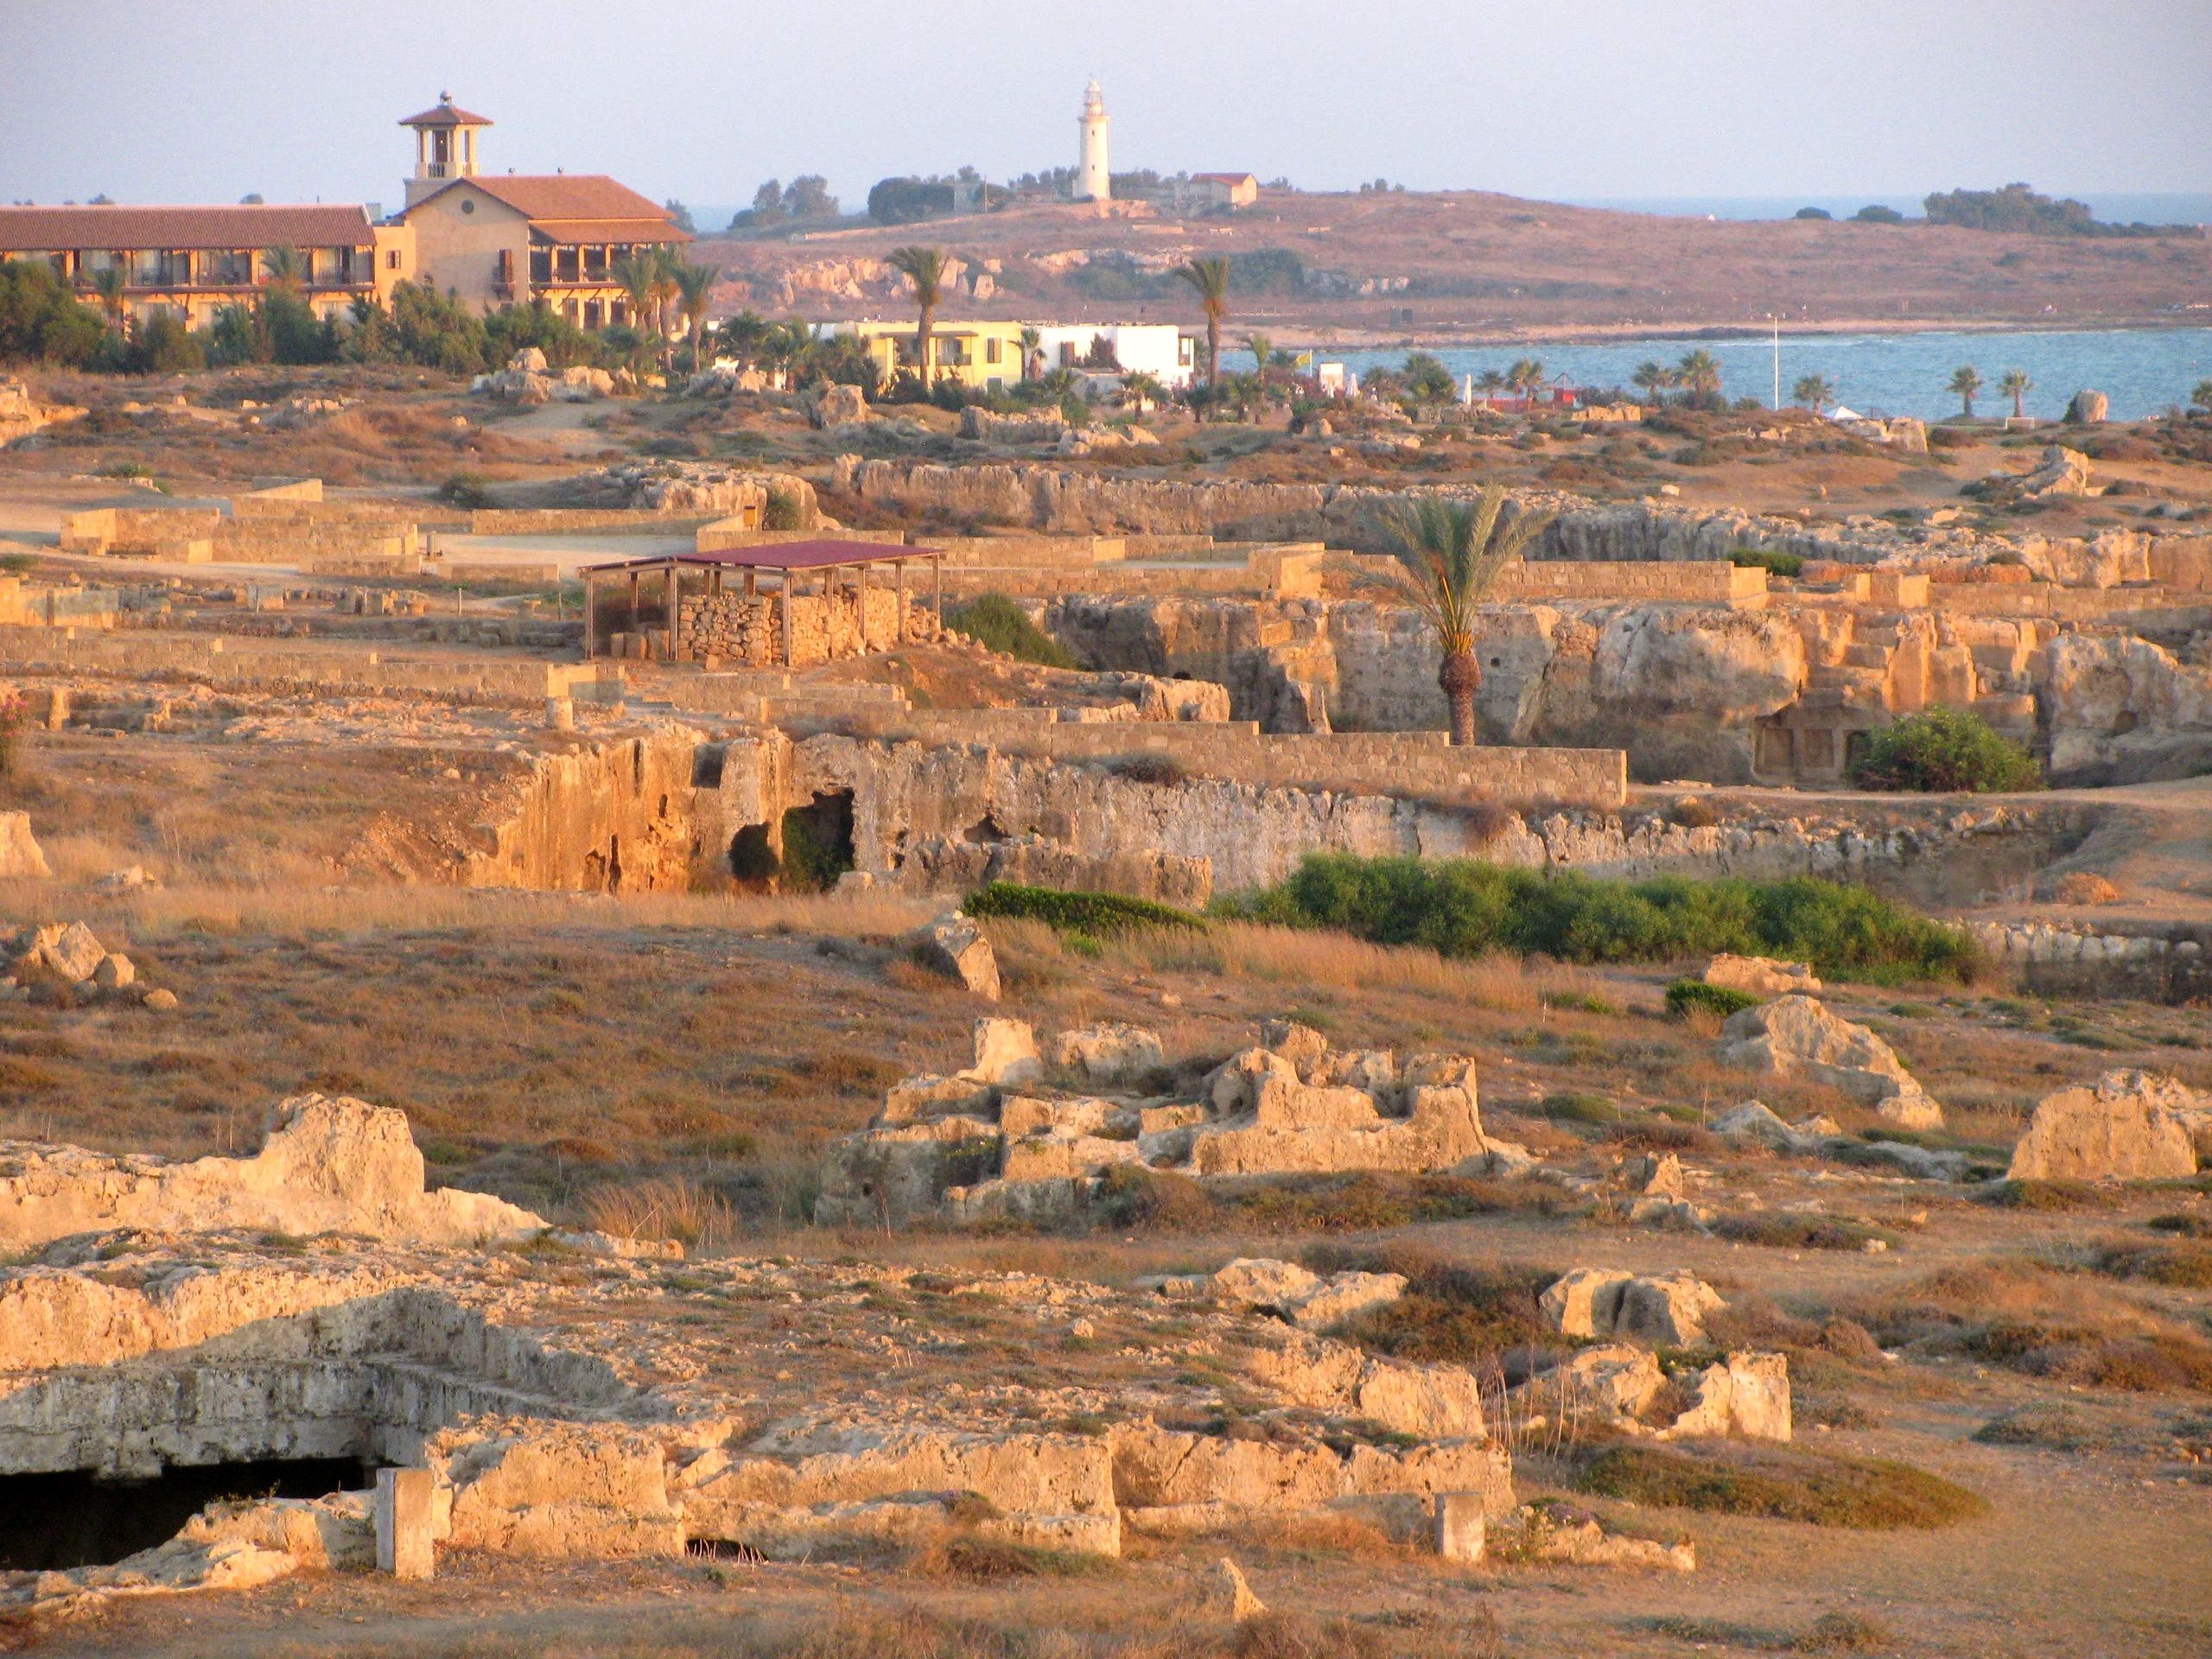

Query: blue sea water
[1234,328,2212,423]
[1568,193,2212,226]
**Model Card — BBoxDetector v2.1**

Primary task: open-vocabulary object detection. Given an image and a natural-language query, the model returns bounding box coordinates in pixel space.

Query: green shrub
[965,881,1205,936]
[1848,707,2044,793]
[1222,856,1980,983]
[941,594,1077,667]
[1665,979,1759,1020]
[437,471,494,511]
[1575,1443,1986,1529]
[1728,546,1805,578]
[762,486,804,531]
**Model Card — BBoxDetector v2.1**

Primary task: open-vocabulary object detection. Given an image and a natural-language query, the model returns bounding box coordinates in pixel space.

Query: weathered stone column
[376,1467,435,1580]
[1433,1492,1485,1562]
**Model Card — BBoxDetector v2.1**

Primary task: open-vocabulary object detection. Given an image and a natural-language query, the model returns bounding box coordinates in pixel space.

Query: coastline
[1271,315,2212,352]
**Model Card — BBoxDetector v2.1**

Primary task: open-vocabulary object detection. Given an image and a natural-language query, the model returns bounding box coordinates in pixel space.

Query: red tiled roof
[528,218,690,246]
[399,99,493,128]
[0,203,374,252]
[1191,173,1257,185]
[405,175,688,239]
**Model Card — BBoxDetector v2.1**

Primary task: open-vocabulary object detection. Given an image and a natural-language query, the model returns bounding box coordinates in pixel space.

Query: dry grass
[1574,1440,1987,1529]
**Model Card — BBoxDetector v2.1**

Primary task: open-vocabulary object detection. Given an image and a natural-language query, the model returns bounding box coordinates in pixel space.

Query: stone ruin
[814,1016,1491,1227]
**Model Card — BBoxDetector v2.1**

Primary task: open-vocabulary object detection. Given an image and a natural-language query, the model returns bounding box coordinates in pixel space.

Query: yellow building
[838,318,1028,391]
[0,203,410,330]
[392,96,688,325]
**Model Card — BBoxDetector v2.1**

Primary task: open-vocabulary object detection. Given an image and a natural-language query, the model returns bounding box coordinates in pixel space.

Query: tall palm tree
[258,245,306,294]
[671,261,720,372]
[1173,257,1232,387]
[90,264,129,335]
[1017,324,1041,382]
[1474,368,1506,407]
[1792,373,1836,417]
[1998,368,2032,421]
[1948,365,1983,420]
[717,308,769,367]
[1362,486,1553,747]
[610,251,661,346]
[1243,331,1272,388]
[886,245,949,388]
[1676,348,1722,402]
[1630,360,1672,406]
[1506,357,1546,410]
[649,248,685,370]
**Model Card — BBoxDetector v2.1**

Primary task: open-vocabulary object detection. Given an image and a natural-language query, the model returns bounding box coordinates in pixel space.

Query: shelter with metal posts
[577,541,944,667]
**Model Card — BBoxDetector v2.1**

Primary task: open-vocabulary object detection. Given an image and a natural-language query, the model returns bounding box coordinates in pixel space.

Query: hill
[694,188,2212,343]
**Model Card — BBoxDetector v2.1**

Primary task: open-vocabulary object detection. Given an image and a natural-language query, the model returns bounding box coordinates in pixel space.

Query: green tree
[1848,707,2043,794]
[610,252,662,359]
[1363,486,1553,747]
[258,245,306,293]
[1631,360,1673,405]
[1997,368,2032,421]
[1474,367,1506,406]
[89,264,129,336]
[671,260,719,372]
[1403,352,1457,404]
[2193,379,2212,416]
[1120,370,1166,413]
[886,245,949,386]
[1948,365,1983,419]
[1173,257,1232,387]
[1507,356,1548,410]
[1243,331,1272,388]
[1676,348,1723,402]
[1792,373,1836,417]
[1017,324,1041,382]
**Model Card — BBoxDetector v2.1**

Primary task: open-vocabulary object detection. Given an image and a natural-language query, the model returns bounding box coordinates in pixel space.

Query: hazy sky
[6,0,2206,213]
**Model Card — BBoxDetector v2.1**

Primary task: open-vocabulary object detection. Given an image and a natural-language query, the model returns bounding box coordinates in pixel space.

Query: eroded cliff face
[2042,632,2212,784]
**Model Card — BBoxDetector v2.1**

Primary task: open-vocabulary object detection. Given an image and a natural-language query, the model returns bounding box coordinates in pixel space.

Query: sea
[1233,328,2212,423]
[1566,193,2212,227]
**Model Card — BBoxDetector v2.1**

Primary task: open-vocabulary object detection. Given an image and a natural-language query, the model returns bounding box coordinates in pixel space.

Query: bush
[437,471,494,511]
[1224,856,1980,982]
[1575,1442,1986,1529]
[941,594,1077,667]
[1728,546,1804,578]
[762,486,804,531]
[1848,708,2043,793]
[1664,979,1759,1020]
[965,881,1205,936]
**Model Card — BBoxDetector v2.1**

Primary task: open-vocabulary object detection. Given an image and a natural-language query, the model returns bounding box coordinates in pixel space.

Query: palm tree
[648,248,685,370]
[1474,368,1506,407]
[1173,257,1232,387]
[716,308,769,367]
[90,264,128,335]
[1243,332,1272,388]
[1017,325,1041,382]
[1792,373,1836,417]
[1676,349,1722,402]
[886,245,949,388]
[1505,357,1546,411]
[1362,486,1553,747]
[1630,360,1672,406]
[1120,371,1166,414]
[611,251,661,347]
[2193,379,2212,416]
[1948,365,1983,420]
[1998,368,2032,421]
[671,261,720,372]
[258,245,306,294]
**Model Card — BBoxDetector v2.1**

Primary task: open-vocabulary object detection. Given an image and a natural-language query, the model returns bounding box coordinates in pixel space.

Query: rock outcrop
[1716,995,1942,1128]
[1703,954,1820,997]
[1137,1257,1408,1332]
[906,912,1001,1001]
[2006,1069,2207,1181]
[0,811,49,879]
[816,1017,1484,1226]
[0,1096,555,1249]
[1539,1268,1726,1346]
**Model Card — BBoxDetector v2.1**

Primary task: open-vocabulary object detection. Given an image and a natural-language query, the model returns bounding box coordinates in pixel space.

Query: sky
[4,0,2207,216]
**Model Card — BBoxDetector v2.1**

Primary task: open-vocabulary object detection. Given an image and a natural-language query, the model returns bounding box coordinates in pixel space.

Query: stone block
[1433,1491,1486,1562]
[376,1466,434,1580]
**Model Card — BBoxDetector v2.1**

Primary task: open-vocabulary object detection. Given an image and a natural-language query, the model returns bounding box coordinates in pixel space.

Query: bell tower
[399,92,493,207]
[1076,79,1110,202]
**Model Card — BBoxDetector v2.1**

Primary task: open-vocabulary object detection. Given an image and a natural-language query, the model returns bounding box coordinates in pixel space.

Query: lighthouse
[1076,79,1110,202]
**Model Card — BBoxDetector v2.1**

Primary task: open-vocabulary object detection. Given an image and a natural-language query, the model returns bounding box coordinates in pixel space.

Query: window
[530,248,551,283]
[984,338,1001,365]
[386,249,401,270]
[460,198,475,215]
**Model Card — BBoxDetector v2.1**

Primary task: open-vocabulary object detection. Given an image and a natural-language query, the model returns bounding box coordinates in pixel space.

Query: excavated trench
[0,1458,367,1572]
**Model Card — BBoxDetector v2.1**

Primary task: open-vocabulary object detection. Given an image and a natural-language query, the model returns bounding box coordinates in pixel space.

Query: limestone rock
[1717,995,1942,1128]
[1203,1556,1266,1620]
[2066,390,2108,426]
[142,988,179,1011]
[0,812,49,879]
[1702,953,1820,997]
[1656,1352,1793,1441]
[1139,1257,1408,1332]
[92,953,134,990]
[964,1018,1041,1085]
[15,920,107,984]
[909,912,1001,1001]
[808,384,869,428]
[1047,1021,1165,1084]
[0,1094,557,1249]
[1490,1502,1694,1572]
[1540,1268,1725,1345]
[1712,1099,1820,1153]
[2006,1069,2205,1182]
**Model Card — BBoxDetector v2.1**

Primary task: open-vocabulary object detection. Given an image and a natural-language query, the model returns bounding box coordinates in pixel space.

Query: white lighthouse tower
[1076,79,1111,202]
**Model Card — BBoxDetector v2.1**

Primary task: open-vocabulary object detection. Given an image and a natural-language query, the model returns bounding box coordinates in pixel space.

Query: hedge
[965,882,1206,936]
[1664,979,1762,1020]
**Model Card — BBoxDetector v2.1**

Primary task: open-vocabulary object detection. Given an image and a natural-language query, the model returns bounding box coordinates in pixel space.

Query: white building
[1032,322,1194,391]
[1076,80,1110,202]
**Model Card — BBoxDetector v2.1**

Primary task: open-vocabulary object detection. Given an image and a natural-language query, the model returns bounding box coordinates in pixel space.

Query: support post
[666,563,679,659]
[932,555,943,633]
[627,570,639,639]
[780,571,792,666]
[896,558,906,645]
[857,560,869,653]
[583,572,596,658]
